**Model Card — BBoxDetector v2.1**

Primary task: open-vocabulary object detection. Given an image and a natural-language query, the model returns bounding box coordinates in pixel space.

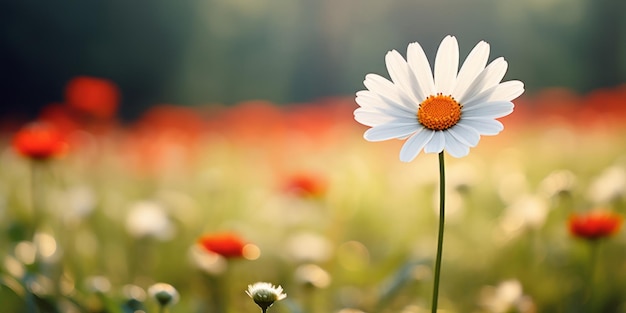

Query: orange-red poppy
[197,232,247,258]
[65,76,120,119]
[12,122,67,160]
[282,172,327,198]
[569,210,622,240]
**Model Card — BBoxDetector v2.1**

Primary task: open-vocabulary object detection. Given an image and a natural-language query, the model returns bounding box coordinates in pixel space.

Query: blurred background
[2,1,626,312]
[1,0,625,120]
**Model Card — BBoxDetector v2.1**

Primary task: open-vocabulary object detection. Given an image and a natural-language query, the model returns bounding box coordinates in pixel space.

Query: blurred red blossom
[212,100,287,144]
[197,232,247,258]
[569,210,622,240]
[65,76,120,119]
[12,121,67,160]
[282,172,327,198]
[38,103,82,135]
[504,84,626,130]
[121,105,207,175]
[133,104,207,136]
[284,97,358,143]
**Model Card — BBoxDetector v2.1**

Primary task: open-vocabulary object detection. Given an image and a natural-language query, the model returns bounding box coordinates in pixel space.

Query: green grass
[1,122,625,313]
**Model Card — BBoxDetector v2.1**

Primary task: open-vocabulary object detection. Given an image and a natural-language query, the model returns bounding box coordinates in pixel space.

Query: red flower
[569,211,622,240]
[65,76,120,119]
[282,173,327,198]
[38,103,82,135]
[12,122,67,160]
[197,232,247,258]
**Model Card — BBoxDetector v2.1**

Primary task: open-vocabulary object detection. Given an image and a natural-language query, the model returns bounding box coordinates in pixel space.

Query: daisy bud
[245,282,287,312]
[148,283,179,308]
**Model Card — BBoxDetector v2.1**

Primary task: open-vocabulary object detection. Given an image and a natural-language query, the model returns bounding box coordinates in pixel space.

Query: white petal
[479,58,509,90]
[363,74,404,105]
[462,101,514,119]
[385,50,407,86]
[355,108,416,126]
[364,122,419,142]
[463,100,512,112]
[488,80,525,102]
[355,90,373,108]
[459,118,504,135]
[458,57,508,103]
[424,131,446,153]
[447,124,480,147]
[354,109,395,127]
[407,42,435,98]
[463,79,523,108]
[434,36,459,95]
[399,128,433,162]
[385,50,423,102]
[460,84,499,108]
[363,74,398,97]
[355,92,381,110]
[443,132,470,158]
[364,74,417,114]
[356,92,415,119]
[356,90,393,110]
[452,41,490,99]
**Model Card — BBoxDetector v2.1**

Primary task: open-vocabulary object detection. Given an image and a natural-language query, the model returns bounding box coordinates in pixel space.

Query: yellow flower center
[417,93,462,131]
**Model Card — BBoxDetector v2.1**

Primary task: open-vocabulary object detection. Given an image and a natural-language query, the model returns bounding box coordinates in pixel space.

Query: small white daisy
[354,35,524,161]
[246,282,287,312]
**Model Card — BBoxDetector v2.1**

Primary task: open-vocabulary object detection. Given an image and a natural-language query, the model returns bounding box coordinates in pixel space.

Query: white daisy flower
[246,282,287,312]
[354,35,524,161]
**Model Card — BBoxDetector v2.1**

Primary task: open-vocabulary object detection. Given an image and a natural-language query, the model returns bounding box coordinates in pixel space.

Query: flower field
[1,81,626,313]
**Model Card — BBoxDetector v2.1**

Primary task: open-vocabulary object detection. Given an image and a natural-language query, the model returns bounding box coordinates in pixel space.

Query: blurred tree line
[1,0,624,120]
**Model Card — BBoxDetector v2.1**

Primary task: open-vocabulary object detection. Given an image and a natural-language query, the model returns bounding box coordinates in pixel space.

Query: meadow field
[1,84,626,313]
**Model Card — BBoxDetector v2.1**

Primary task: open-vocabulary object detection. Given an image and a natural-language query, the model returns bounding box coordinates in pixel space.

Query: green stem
[431,152,446,313]
[24,280,38,313]
[27,162,43,313]
[587,241,600,311]
[30,161,43,238]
